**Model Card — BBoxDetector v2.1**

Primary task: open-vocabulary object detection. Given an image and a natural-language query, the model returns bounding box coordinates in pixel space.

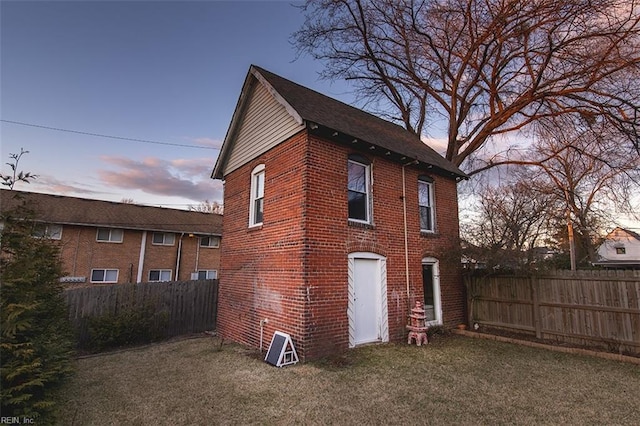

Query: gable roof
[212,65,466,180]
[605,227,640,241]
[0,189,222,236]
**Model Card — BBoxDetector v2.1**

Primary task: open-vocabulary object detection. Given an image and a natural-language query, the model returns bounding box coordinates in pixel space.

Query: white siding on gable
[224,81,304,176]
[597,228,640,261]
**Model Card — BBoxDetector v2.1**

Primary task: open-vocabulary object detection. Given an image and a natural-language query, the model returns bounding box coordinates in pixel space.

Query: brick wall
[56,225,220,286]
[218,130,465,360]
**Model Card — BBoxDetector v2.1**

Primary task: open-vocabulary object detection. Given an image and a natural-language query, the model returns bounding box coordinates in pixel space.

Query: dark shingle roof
[252,66,466,178]
[0,190,222,235]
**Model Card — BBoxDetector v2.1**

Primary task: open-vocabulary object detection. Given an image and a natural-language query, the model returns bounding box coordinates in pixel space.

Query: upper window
[96,228,124,243]
[200,236,220,248]
[418,176,435,232]
[149,269,172,282]
[249,164,265,227]
[197,270,218,280]
[152,232,175,246]
[348,155,372,223]
[615,247,626,255]
[91,269,118,283]
[32,223,62,240]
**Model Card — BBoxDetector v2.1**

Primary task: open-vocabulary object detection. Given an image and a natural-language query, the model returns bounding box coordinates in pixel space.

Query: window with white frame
[348,155,372,223]
[418,176,435,232]
[32,223,63,240]
[149,269,172,282]
[91,269,119,283]
[152,232,175,246]
[200,236,220,248]
[96,228,124,243]
[249,164,265,227]
[197,270,217,279]
[615,246,626,254]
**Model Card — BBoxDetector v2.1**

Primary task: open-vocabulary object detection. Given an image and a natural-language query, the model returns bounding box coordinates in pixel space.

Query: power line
[0,119,218,150]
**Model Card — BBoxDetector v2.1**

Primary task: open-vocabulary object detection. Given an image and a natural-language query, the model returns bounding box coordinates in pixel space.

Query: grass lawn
[56,334,640,425]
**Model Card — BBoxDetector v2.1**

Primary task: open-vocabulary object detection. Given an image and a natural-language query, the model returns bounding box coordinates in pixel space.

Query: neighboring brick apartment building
[212,65,467,360]
[0,190,222,285]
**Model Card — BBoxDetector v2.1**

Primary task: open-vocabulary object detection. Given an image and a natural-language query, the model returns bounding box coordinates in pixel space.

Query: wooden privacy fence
[465,270,640,356]
[65,279,218,346]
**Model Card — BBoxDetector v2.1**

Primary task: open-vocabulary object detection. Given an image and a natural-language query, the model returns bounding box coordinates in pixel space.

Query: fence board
[64,279,218,347]
[468,271,640,356]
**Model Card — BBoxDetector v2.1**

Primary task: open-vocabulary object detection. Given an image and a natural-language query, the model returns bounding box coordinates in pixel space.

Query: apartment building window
[348,155,372,223]
[418,176,435,232]
[152,232,175,246]
[32,223,62,240]
[91,269,118,283]
[249,164,265,227]
[200,236,220,248]
[149,269,172,282]
[196,270,217,279]
[96,228,124,243]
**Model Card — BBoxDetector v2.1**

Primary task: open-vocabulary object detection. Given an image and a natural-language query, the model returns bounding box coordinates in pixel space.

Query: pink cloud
[98,156,222,202]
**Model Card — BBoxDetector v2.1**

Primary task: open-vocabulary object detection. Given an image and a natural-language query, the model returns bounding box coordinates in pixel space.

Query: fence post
[530,276,541,339]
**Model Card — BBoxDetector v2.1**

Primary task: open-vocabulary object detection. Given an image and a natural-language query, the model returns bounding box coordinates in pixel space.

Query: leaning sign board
[265,331,299,367]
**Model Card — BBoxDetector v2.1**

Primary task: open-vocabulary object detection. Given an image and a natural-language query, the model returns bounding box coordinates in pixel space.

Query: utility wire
[0,119,218,150]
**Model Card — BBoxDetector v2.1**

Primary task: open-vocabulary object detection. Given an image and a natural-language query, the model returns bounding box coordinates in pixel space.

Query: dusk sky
[1,0,359,208]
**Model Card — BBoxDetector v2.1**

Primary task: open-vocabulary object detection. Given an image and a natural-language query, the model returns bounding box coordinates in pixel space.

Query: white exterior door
[348,253,389,347]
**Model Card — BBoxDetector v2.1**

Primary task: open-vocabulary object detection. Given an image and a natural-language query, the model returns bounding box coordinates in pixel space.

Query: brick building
[0,190,222,285]
[212,66,467,360]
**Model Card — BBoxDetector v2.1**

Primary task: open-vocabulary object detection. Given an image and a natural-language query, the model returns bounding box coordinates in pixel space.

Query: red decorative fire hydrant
[406,301,429,346]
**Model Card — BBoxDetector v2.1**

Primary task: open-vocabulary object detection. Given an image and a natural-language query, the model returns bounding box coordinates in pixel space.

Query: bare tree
[295,0,640,173]
[462,176,557,269]
[1,148,37,190]
[189,200,223,215]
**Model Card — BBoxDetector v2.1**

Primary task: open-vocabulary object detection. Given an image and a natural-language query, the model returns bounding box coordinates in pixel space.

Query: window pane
[200,236,209,247]
[165,233,175,245]
[149,270,160,281]
[348,161,366,192]
[160,270,171,281]
[105,270,118,282]
[49,224,62,239]
[420,206,432,231]
[152,233,164,244]
[111,229,123,242]
[91,270,105,281]
[198,271,207,280]
[418,181,431,207]
[254,198,264,224]
[348,191,367,221]
[255,171,264,198]
[97,228,110,240]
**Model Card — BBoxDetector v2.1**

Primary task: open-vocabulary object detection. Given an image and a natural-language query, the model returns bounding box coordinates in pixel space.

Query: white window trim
[418,178,436,233]
[347,158,372,224]
[249,164,265,227]
[197,270,218,279]
[200,236,220,248]
[96,228,124,243]
[152,232,175,246]
[90,268,119,283]
[148,269,173,282]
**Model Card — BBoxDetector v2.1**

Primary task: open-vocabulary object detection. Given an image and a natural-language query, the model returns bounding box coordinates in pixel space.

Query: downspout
[137,231,147,283]
[175,232,185,281]
[402,160,419,306]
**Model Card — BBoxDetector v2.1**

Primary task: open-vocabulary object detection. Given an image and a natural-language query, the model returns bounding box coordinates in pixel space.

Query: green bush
[0,201,74,423]
[85,306,169,352]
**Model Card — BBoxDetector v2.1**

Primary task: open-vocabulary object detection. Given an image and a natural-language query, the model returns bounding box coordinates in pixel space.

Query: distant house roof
[608,227,640,241]
[212,65,467,180]
[0,190,222,236]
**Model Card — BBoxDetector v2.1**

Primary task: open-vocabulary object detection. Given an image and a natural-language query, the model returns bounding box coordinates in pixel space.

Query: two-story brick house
[212,65,467,360]
[0,190,222,285]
